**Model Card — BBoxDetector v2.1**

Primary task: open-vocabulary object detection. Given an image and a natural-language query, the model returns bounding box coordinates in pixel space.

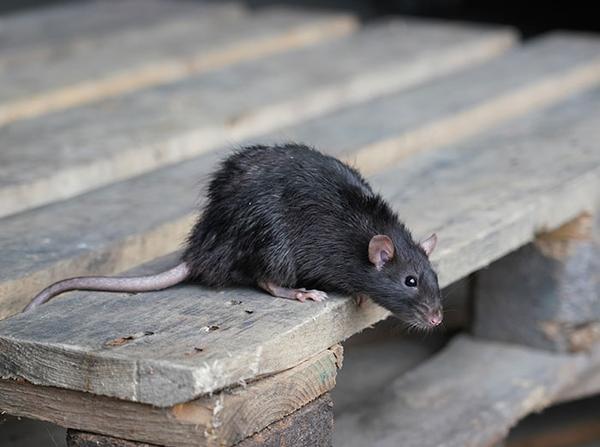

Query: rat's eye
[404,276,418,287]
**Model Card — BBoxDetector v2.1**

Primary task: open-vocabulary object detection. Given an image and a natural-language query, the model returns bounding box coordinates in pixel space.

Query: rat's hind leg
[258,281,328,303]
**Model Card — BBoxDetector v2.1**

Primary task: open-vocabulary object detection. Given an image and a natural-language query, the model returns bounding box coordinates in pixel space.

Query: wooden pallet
[1,2,600,446]
[0,16,512,218]
[6,32,600,319]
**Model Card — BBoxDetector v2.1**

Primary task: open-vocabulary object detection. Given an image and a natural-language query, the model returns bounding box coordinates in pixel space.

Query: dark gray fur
[183,144,442,327]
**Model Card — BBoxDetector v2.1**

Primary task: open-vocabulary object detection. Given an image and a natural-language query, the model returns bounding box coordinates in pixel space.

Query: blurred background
[2,0,600,36]
[0,1,599,446]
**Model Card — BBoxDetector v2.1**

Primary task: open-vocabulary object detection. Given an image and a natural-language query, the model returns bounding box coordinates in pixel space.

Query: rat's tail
[24,262,191,312]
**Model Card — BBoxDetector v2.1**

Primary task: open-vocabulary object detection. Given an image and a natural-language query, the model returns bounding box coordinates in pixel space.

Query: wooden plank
[473,212,600,352]
[0,7,358,126]
[333,335,596,447]
[256,32,600,175]
[0,20,515,217]
[0,0,207,54]
[228,393,333,447]
[1,33,595,319]
[556,340,600,403]
[0,347,341,447]
[1,83,599,405]
[557,374,600,403]
[65,394,333,447]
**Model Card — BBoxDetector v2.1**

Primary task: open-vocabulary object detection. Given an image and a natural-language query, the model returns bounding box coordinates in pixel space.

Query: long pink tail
[24,262,190,312]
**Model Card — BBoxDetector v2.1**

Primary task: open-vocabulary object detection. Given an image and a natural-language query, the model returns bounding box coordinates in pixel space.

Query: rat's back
[208,143,373,204]
[183,144,392,291]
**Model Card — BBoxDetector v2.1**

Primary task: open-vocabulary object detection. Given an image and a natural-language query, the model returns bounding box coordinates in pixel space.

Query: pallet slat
[66,394,335,447]
[334,335,600,447]
[0,33,597,319]
[1,84,599,406]
[0,20,515,217]
[0,0,209,54]
[0,7,358,125]
[0,347,342,447]
[276,33,600,174]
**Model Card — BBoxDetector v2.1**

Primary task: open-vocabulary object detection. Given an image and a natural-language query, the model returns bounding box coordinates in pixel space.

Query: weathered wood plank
[234,393,333,447]
[473,212,600,352]
[0,7,358,126]
[0,0,206,55]
[0,347,341,447]
[268,33,600,167]
[0,20,515,217]
[2,33,596,319]
[1,84,599,405]
[333,335,596,447]
[64,394,333,447]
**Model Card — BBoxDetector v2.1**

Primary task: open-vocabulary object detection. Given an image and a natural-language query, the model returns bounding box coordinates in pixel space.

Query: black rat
[25,144,443,328]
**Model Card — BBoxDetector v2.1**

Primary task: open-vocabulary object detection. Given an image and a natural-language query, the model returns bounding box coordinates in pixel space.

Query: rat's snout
[426,307,443,327]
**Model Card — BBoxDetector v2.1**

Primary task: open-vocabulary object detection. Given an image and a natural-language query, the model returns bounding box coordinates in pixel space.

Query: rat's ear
[369,235,395,270]
[420,233,437,257]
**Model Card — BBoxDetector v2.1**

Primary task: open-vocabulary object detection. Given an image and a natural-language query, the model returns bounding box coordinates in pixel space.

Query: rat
[24,144,443,328]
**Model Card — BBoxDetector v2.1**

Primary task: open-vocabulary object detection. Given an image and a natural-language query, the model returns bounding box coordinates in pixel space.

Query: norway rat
[25,144,443,328]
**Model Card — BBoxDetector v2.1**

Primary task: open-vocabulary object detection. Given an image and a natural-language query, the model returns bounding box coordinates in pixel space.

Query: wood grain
[0,7,358,126]
[65,394,333,447]
[1,85,599,406]
[0,347,341,447]
[268,33,600,172]
[234,393,333,447]
[0,20,515,217]
[334,335,598,447]
[2,33,596,319]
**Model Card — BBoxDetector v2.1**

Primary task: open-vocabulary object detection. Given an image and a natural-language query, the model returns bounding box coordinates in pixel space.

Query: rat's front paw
[295,288,328,302]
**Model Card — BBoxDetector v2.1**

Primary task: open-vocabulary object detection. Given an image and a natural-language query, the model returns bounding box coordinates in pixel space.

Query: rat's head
[365,233,443,330]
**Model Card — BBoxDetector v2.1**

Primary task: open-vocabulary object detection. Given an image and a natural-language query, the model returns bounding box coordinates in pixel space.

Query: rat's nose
[428,309,443,326]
